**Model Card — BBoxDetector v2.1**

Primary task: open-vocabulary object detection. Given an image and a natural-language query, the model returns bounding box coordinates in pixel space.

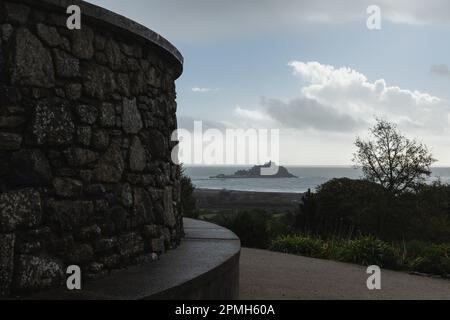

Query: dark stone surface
[79,225,101,241]
[93,144,124,183]
[141,129,167,159]
[9,28,55,87]
[46,200,93,231]
[0,132,22,150]
[0,189,41,232]
[2,2,30,24]
[105,38,122,70]
[0,0,183,297]
[10,149,53,186]
[64,243,94,264]
[76,105,97,125]
[0,233,14,295]
[142,224,159,239]
[0,115,25,128]
[76,126,92,146]
[36,23,62,47]
[20,0,183,76]
[65,148,98,166]
[117,232,144,258]
[52,177,83,198]
[119,183,133,208]
[31,99,75,146]
[65,83,82,100]
[163,187,176,227]
[122,98,143,134]
[94,237,116,254]
[98,103,115,127]
[82,63,116,99]
[133,187,154,225]
[129,137,146,172]
[25,219,241,300]
[71,27,94,60]
[12,255,64,292]
[53,49,80,78]
[0,86,20,105]
[91,130,109,150]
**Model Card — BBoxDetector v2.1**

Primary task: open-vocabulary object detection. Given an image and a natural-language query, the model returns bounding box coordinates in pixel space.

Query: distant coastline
[194,188,302,211]
[209,162,297,179]
[196,187,303,194]
[185,166,450,193]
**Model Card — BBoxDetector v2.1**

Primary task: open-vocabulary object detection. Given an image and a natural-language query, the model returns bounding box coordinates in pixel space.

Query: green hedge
[270,234,449,277]
[296,178,450,242]
[270,235,325,258]
[337,236,399,269]
[203,209,291,249]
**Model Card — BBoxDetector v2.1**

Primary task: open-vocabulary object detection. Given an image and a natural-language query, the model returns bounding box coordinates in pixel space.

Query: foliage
[270,235,399,268]
[353,119,435,194]
[180,166,198,219]
[396,182,450,242]
[315,178,388,238]
[270,235,324,258]
[405,241,450,276]
[337,236,400,269]
[295,178,450,242]
[270,235,450,277]
[203,209,290,249]
[196,174,450,277]
[294,188,316,231]
[200,206,450,277]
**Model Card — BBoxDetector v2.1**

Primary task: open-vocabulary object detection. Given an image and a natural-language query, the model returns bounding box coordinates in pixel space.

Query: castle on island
[210,162,297,179]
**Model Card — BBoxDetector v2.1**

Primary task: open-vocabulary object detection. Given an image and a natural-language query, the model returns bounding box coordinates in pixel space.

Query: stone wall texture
[0,0,183,296]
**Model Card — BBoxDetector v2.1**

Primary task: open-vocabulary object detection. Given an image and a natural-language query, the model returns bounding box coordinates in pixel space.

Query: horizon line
[183,164,450,168]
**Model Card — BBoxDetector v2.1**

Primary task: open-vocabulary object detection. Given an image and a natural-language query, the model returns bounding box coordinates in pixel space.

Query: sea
[184,166,450,193]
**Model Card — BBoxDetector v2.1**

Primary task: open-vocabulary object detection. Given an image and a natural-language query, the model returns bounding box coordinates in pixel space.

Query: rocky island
[210,162,297,179]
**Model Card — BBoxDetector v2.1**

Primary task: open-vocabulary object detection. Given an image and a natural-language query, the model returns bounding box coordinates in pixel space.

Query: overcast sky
[89,0,450,165]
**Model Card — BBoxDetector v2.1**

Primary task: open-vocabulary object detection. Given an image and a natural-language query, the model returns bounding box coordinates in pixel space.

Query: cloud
[235,61,450,134]
[234,106,271,122]
[88,0,450,41]
[192,87,219,93]
[263,98,366,132]
[431,64,450,78]
[177,116,229,132]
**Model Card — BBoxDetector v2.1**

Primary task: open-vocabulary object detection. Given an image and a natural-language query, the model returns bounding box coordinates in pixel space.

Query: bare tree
[353,119,436,194]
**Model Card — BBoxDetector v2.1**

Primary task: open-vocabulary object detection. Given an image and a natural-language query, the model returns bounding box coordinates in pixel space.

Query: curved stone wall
[0,0,183,296]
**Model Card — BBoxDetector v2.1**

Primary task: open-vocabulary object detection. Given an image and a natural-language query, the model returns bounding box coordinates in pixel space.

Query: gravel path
[239,248,450,300]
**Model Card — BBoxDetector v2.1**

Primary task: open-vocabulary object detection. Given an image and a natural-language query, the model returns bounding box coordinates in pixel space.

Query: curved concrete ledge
[26,219,241,300]
[19,0,183,77]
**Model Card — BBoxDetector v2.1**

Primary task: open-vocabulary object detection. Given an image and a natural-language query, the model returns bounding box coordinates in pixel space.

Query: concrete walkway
[239,248,450,300]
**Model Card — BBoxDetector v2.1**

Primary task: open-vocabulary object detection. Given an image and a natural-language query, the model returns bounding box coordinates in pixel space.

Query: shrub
[270,232,450,275]
[406,242,450,276]
[269,234,450,277]
[202,209,291,249]
[397,183,450,242]
[180,166,198,219]
[296,178,450,242]
[338,236,400,269]
[306,178,390,238]
[270,235,325,258]
[266,214,291,239]
[205,210,273,248]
